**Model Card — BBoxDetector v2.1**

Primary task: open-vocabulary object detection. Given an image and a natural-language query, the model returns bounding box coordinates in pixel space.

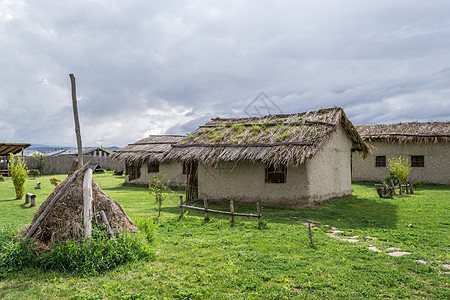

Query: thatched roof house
[352,122,450,185]
[164,107,369,206]
[111,135,185,187]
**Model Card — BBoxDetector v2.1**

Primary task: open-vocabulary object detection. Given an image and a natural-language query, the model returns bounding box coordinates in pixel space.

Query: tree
[32,153,47,175]
[9,153,29,199]
[149,172,169,217]
[385,156,411,190]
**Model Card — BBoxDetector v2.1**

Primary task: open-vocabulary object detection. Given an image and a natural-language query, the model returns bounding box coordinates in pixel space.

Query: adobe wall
[126,161,186,188]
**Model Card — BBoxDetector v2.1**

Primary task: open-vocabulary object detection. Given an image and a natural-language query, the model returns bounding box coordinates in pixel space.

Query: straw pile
[111,135,184,164]
[21,168,137,249]
[164,107,369,167]
[356,122,450,144]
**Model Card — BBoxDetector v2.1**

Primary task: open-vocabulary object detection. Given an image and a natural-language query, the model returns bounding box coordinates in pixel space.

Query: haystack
[21,163,137,249]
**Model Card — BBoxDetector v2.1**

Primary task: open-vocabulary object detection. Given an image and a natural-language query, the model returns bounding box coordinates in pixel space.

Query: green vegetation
[385,156,411,187]
[0,173,448,299]
[31,153,48,175]
[29,169,40,178]
[148,172,169,217]
[9,153,29,199]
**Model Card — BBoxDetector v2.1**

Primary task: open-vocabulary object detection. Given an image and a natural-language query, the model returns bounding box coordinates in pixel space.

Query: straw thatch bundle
[21,168,137,249]
[356,122,450,144]
[164,107,369,167]
[111,135,184,164]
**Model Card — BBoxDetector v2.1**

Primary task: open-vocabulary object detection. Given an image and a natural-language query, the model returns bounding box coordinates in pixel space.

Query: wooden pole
[100,210,115,237]
[25,162,91,239]
[308,222,315,248]
[203,199,209,221]
[230,200,235,224]
[83,168,93,240]
[257,201,262,226]
[180,195,184,217]
[69,73,83,168]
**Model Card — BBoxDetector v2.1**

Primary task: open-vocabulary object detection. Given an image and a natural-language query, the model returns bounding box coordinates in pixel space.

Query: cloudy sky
[1,0,449,147]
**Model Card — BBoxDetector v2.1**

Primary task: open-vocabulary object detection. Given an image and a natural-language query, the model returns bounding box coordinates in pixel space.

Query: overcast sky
[1,0,449,147]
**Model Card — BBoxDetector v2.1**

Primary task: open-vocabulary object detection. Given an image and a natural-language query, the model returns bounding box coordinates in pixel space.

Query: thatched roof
[110,135,184,164]
[0,143,30,156]
[356,122,450,143]
[163,107,369,167]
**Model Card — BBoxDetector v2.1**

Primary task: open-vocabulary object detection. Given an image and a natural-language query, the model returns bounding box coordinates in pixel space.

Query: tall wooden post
[83,168,93,240]
[204,199,209,221]
[180,195,184,217]
[70,74,83,168]
[230,200,235,224]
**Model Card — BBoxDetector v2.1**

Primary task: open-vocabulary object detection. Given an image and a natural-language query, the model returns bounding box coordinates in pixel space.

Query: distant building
[352,122,450,185]
[111,135,185,188]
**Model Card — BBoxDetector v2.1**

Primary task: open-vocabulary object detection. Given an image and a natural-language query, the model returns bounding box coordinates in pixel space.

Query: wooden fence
[179,196,263,225]
[375,177,414,198]
[23,155,124,175]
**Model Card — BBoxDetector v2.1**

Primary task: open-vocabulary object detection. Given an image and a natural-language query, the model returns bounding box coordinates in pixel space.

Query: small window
[148,161,159,173]
[126,163,141,181]
[411,156,424,167]
[265,164,286,183]
[375,156,386,167]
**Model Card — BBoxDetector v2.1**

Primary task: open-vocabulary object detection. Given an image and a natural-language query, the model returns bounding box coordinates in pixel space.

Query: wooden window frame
[375,156,386,167]
[147,161,160,173]
[265,164,287,184]
[126,163,141,181]
[411,156,424,167]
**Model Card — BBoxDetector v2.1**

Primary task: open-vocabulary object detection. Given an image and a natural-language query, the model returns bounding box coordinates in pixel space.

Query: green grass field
[0,172,449,299]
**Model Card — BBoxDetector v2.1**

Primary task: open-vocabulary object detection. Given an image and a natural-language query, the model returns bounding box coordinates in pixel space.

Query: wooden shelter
[352,122,450,185]
[164,107,369,206]
[0,143,31,176]
[111,135,185,187]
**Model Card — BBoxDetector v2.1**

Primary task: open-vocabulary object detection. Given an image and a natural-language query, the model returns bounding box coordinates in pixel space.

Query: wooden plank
[180,205,261,218]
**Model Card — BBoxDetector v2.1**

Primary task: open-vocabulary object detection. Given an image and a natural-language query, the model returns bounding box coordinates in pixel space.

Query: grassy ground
[0,172,449,299]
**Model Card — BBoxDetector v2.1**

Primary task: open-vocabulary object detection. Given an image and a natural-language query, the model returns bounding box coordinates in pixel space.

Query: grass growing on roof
[0,173,449,299]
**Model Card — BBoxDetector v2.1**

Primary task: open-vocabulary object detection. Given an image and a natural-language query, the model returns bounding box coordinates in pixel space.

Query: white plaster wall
[198,160,310,206]
[306,123,353,202]
[126,161,186,187]
[352,141,450,185]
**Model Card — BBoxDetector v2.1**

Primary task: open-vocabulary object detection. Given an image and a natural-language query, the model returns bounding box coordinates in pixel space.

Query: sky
[1,0,449,147]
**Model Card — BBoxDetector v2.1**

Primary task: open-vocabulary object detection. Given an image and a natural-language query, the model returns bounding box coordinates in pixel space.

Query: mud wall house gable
[352,122,450,185]
[164,107,368,206]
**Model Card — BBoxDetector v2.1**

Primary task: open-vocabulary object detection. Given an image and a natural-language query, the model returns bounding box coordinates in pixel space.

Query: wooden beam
[70,73,83,168]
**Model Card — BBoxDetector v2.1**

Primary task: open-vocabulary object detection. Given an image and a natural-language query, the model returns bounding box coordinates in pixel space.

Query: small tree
[385,156,410,189]
[32,153,47,175]
[9,153,29,199]
[149,172,169,217]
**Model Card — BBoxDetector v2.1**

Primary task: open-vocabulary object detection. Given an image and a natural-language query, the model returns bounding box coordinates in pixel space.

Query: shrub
[32,153,47,175]
[0,224,156,276]
[49,177,61,186]
[29,169,40,178]
[149,172,169,217]
[385,156,410,188]
[9,153,29,199]
[0,175,4,182]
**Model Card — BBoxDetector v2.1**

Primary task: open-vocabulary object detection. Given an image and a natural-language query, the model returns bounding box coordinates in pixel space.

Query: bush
[0,175,4,182]
[384,156,410,188]
[49,177,61,186]
[0,222,156,276]
[9,153,29,199]
[32,153,47,175]
[29,169,40,178]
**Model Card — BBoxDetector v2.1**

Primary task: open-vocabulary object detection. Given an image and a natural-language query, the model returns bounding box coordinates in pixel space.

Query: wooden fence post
[83,168,93,241]
[408,178,414,194]
[204,199,210,221]
[180,195,184,217]
[398,178,402,195]
[308,222,315,248]
[230,200,235,224]
[257,202,262,226]
[390,179,397,195]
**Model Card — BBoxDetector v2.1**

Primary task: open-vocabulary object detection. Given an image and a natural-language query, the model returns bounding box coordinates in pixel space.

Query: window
[148,161,159,173]
[375,156,386,167]
[126,163,141,180]
[265,164,287,183]
[411,156,424,167]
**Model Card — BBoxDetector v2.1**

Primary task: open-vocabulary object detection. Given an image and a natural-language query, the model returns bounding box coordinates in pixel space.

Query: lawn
[0,172,449,299]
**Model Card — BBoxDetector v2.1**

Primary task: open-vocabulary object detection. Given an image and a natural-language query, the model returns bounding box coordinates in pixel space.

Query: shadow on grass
[0,198,19,202]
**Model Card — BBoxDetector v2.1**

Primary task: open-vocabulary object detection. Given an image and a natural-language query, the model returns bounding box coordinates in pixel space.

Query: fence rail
[179,196,263,225]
